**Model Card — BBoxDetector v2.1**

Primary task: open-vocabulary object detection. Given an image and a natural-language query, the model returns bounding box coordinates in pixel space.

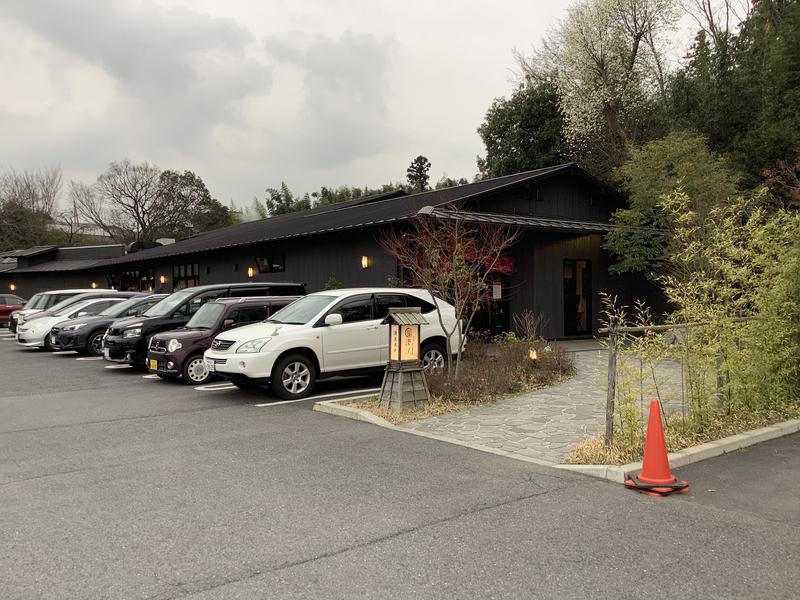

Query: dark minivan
[147,296,300,384]
[103,282,305,368]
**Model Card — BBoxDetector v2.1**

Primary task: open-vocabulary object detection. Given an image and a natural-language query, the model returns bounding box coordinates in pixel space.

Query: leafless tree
[0,167,62,248]
[92,160,162,242]
[0,167,62,215]
[380,207,519,378]
[680,0,752,46]
[56,188,86,244]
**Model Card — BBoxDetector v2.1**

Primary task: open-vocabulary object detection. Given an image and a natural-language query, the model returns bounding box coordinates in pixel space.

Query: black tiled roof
[421,207,616,233]
[98,163,610,268]
[6,259,107,273]
[4,246,57,258]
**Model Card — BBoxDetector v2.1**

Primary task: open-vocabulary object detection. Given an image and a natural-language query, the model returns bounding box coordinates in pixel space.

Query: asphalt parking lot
[1,330,799,599]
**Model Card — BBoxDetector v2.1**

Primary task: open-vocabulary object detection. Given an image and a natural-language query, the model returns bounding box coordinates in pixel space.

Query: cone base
[625,476,689,496]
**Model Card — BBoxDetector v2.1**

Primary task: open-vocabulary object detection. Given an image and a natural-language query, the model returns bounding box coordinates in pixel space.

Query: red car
[0,294,26,327]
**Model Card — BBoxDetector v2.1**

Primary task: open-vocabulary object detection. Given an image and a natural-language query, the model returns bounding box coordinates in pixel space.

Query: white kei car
[16,297,126,349]
[203,288,462,399]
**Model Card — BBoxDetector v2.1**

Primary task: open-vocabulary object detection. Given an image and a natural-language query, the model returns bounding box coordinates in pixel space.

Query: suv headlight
[123,327,142,338]
[236,337,271,353]
[167,339,182,353]
[62,323,87,332]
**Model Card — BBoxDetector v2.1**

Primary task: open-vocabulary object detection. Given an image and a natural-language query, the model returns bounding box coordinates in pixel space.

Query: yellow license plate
[149,359,158,371]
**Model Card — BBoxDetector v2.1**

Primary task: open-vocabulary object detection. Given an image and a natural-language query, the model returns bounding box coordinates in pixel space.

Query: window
[110,270,154,292]
[173,264,200,290]
[179,290,226,317]
[232,306,270,326]
[82,299,118,315]
[0,296,7,305]
[337,297,374,323]
[256,253,286,273]
[268,284,305,296]
[404,295,437,314]
[9,296,24,304]
[375,294,407,320]
[232,286,269,297]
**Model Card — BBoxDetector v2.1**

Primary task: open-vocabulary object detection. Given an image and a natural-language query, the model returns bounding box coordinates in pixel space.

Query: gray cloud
[264,30,397,167]
[1,0,271,146]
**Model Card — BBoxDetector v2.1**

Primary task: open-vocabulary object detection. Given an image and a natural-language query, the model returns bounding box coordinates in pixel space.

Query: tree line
[476,0,800,274]
[0,162,239,251]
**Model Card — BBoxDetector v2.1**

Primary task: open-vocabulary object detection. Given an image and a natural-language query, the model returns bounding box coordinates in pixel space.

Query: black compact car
[49,294,165,355]
[147,296,299,384]
[103,282,305,369]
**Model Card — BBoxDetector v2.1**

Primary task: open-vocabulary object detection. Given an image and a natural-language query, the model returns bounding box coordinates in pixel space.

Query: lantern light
[247,266,255,278]
[9,283,17,292]
[361,255,370,269]
[159,274,167,285]
[90,282,98,289]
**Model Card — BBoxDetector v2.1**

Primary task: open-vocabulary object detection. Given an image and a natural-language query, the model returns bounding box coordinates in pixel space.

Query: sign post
[378,307,431,412]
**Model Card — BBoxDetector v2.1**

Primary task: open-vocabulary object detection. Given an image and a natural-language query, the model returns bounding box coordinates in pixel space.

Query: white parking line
[254,387,381,407]
[104,364,132,370]
[52,350,78,355]
[194,382,237,391]
[75,356,104,361]
[142,374,160,379]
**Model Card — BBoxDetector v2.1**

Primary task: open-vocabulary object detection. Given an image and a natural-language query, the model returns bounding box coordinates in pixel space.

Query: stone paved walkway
[403,340,684,464]
[404,346,604,463]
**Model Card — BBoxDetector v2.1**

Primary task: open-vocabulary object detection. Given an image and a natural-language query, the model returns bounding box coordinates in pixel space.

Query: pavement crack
[158,486,561,599]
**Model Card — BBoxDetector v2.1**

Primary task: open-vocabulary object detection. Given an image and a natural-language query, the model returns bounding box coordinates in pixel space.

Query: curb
[314,399,800,482]
[555,418,800,483]
[313,398,557,468]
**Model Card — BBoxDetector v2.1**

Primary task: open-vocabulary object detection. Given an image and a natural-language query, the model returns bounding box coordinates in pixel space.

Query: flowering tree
[380,207,518,377]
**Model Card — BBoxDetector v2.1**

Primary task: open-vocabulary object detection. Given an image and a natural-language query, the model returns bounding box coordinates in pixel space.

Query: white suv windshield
[268,295,334,325]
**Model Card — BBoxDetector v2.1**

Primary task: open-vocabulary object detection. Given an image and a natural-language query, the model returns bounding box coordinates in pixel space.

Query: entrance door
[563,259,591,336]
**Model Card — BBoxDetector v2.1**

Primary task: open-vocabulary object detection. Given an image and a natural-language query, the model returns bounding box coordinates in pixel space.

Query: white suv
[203,288,462,399]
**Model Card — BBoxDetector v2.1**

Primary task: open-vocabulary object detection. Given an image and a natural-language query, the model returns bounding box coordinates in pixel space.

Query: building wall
[111,230,398,294]
[0,270,109,299]
[473,177,620,222]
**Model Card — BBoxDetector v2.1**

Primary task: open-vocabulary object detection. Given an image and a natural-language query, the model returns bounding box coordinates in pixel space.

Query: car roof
[209,296,302,304]
[40,288,105,294]
[177,282,305,293]
[308,288,430,298]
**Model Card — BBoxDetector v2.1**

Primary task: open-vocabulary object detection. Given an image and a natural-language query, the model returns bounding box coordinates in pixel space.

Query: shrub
[426,336,575,405]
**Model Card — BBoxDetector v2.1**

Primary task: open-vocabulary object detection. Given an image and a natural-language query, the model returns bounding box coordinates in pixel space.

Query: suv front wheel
[271,354,316,400]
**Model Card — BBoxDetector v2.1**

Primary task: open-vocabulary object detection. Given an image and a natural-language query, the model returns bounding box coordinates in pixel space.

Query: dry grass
[349,396,483,425]
[566,404,800,465]
[350,337,575,425]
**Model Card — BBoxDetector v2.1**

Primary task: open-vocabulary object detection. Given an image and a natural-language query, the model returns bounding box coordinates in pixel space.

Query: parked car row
[9,282,462,399]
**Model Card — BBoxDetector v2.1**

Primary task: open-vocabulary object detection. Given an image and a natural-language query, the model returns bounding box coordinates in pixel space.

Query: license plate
[205,359,215,372]
[104,348,110,359]
[149,359,158,371]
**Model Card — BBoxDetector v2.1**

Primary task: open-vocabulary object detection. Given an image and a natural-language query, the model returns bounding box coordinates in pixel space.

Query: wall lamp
[9,283,16,292]
[247,266,255,278]
[361,255,370,269]
[159,275,167,285]
[91,282,98,289]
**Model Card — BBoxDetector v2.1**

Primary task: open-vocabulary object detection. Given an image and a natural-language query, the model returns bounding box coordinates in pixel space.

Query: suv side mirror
[222,319,235,330]
[324,313,343,326]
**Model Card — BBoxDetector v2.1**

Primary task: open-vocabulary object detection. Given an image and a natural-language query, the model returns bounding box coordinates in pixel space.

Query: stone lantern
[378,307,431,412]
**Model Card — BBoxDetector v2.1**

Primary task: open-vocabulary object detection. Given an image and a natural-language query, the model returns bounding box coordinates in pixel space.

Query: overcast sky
[0,0,582,205]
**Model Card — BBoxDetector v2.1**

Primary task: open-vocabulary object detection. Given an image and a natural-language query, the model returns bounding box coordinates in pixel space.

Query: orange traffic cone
[625,399,689,496]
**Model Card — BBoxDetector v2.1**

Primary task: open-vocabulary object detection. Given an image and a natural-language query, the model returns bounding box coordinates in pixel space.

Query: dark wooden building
[0,164,662,338]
